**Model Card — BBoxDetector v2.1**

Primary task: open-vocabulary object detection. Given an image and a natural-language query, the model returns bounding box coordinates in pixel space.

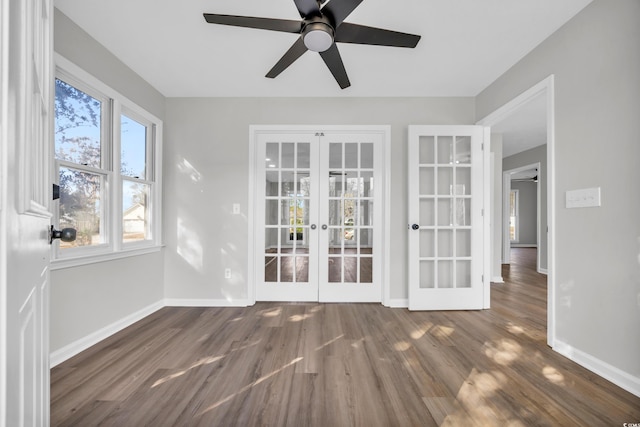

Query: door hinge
[315,132,324,137]
[481,208,484,216]
[481,143,484,150]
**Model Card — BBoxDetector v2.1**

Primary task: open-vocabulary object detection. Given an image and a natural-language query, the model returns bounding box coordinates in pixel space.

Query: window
[509,189,519,242]
[52,57,162,267]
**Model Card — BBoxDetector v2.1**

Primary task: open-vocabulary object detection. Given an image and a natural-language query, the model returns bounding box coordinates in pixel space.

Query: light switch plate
[566,187,601,208]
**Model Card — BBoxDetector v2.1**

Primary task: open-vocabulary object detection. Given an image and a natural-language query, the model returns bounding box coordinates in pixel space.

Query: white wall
[50,9,166,356]
[476,0,640,392]
[163,98,475,304]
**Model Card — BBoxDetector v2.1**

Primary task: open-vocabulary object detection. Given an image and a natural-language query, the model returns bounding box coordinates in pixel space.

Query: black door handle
[49,225,77,244]
[411,224,420,230]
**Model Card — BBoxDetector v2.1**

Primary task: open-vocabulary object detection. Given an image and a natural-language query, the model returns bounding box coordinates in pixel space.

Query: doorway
[503,162,542,272]
[476,76,556,347]
[249,126,389,303]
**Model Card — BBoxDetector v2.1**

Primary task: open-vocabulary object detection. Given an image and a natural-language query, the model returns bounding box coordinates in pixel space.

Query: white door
[1,0,53,425]
[408,126,488,310]
[253,127,384,303]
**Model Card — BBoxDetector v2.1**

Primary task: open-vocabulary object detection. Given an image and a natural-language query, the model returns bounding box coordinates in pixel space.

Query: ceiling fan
[203,0,421,89]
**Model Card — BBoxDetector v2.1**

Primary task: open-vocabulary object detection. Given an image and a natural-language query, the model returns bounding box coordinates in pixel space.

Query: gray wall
[477,0,640,381]
[163,98,475,303]
[51,9,166,354]
[510,180,537,245]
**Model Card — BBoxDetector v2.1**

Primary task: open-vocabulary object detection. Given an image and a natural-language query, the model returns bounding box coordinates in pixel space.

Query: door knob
[49,225,77,244]
[310,224,317,230]
[321,224,328,230]
[411,224,420,230]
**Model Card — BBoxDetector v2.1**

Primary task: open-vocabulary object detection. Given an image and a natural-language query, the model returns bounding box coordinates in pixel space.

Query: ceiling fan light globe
[302,22,334,52]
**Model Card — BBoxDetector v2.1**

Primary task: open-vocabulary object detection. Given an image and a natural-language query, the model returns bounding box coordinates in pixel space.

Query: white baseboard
[491,277,505,283]
[385,298,408,308]
[164,298,253,307]
[510,244,537,248]
[554,340,640,398]
[50,300,164,367]
[538,267,548,275]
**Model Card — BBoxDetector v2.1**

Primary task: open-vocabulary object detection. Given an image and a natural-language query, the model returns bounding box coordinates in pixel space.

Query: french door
[408,126,489,310]
[253,127,385,302]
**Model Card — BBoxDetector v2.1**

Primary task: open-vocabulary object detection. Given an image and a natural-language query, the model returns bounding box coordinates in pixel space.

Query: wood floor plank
[50,248,640,426]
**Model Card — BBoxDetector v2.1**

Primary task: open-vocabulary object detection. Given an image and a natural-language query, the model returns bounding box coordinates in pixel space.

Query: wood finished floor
[51,249,640,426]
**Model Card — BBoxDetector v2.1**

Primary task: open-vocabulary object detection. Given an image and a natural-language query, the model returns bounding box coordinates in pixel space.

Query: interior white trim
[554,340,640,398]
[164,299,253,308]
[49,300,164,367]
[476,75,555,348]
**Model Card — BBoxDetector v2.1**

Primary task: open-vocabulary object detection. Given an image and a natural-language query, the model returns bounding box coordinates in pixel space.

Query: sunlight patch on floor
[542,365,565,385]
[483,338,522,365]
[410,322,434,339]
[393,341,411,351]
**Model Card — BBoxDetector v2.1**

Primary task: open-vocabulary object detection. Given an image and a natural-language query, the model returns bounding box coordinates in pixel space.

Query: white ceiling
[54,0,592,98]
[492,91,548,159]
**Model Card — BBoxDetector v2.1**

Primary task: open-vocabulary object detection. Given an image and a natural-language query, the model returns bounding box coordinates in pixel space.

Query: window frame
[51,55,163,269]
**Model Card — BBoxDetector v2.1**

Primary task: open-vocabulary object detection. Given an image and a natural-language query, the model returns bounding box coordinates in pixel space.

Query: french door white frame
[248,125,391,305]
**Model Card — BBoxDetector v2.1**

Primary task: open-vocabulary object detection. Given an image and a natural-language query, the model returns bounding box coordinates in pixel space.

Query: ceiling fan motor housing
[302,18,334,52]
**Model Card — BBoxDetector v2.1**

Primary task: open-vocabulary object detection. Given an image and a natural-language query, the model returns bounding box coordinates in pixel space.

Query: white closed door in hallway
[252,127,386,303]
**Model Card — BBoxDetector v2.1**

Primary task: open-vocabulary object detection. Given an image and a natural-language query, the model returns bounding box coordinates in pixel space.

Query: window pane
[121,114,147,178]
[59,166,104,248]
[54,78,101,167]
[123,180,150,242]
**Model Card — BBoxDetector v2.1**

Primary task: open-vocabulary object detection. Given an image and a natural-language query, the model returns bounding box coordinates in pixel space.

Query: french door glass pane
[419,136,435,164]
[455,136,471,164]
[282,143,295,168]
[266,143,279,168]
[420,261,434,288]
[420,168,434,195]
[361,143,374,168]
[420,230,434,257]
[345,143,358,168]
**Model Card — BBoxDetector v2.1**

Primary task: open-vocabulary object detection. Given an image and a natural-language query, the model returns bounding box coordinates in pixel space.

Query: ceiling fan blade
[293,0,321,18]
[335,23,421,48]
[321,0,363,27]
[203,14,301,33]
[319,44,350,89]
[266,38,309,79]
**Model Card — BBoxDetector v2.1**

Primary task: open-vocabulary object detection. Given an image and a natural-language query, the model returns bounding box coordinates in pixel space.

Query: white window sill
[51,245,163,270]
